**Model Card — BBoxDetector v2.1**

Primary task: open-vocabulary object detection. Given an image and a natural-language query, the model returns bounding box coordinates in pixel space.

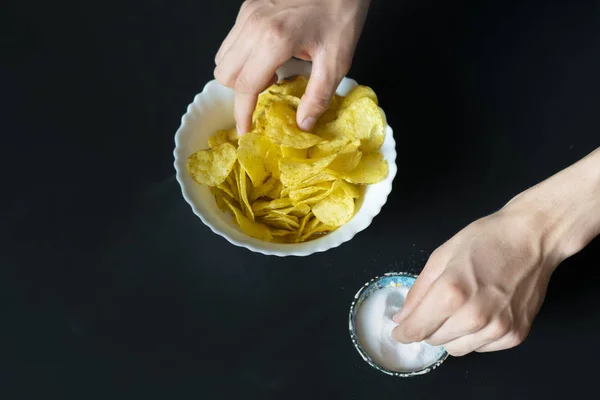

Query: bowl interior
[173,59,397,256]
[348,272,448,377]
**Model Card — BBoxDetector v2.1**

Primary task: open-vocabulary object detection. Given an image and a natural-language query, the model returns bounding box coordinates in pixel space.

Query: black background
[2,0,600,398]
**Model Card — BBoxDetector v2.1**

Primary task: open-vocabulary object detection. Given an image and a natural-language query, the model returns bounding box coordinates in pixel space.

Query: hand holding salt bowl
[349,273,448,377]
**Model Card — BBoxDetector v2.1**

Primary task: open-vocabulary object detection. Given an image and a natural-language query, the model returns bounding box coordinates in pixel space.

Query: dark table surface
[3,0,600,398]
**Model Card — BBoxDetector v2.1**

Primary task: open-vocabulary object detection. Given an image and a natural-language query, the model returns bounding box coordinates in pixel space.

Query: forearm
[504,147,600,263]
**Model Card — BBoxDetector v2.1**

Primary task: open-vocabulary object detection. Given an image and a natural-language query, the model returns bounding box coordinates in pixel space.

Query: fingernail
[299,117,316,131]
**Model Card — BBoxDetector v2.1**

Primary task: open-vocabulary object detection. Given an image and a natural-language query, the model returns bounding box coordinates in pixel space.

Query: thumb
[296,53,343,131]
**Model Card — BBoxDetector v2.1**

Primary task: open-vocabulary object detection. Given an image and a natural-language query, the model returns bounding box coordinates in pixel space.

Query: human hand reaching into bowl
[213,0,371,134]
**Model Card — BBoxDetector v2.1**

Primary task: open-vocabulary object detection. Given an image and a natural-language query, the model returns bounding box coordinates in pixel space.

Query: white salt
[355,286,444,372]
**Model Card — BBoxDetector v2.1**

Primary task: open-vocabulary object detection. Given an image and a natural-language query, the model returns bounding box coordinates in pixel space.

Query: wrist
[503,148,600,265]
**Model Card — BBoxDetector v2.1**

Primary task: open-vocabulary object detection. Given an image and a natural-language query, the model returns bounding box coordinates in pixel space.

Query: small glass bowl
[348,272,449,377]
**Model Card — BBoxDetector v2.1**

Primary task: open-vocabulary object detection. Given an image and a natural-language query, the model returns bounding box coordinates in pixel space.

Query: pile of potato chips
[187,76,388,243]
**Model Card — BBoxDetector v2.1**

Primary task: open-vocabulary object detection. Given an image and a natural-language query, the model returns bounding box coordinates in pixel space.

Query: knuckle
[234,74,258,94]
[468,308,491,331]
[445,344,467,357]
[264,20,288,42]
[489,317,512,338]
[505,329,528,348]
[246,10,264,28]
[402,326,424,343]
[214,67,234,88]
[442,281,469,311]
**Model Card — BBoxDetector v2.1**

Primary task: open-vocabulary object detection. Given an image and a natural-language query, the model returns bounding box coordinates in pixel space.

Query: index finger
[392,272,469,344]
[233,37,293,133]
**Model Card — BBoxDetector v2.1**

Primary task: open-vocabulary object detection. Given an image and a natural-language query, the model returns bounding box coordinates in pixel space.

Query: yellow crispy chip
[226,172,239,202]
[340,85,378,109]
[279,154,336,187]
[281,146,307,159]
[343,152,389,184]
[223,197,272,241]
[208,129,230,149]
[289,181,334,205]
[265,101,323,149]
[266,179,283,199]
[264,144,282,179]
[271,75,308,97]
[337,180,361,199]
[249,176,279,202]
[328,150,363,174]
[216,180,235,199]
[312,187,355,227]
[260,213,300,230]
[237,166,254,221]
[296,212,312,242]
[210,187,230,213]
[187,143,237,187]
[317,97,382,141]
[237,131,271,187]
[318,94,342,124]
[252,197,294,215]
[360,109,386,153]
[300,218,335,241]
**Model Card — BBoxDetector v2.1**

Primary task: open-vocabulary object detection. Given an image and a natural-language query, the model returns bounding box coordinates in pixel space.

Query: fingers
[393,249,449,324]
[296,51,348,131]
[215,1,261,65]
[215,23,243,65]
[444,317,524,356]
[475,329,529,353]
[424,289,501,346]
[232,29,293,133]
[392,274,469,344]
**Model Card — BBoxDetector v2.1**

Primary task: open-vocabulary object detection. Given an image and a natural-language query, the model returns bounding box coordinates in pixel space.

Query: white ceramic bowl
[173,59,397,256]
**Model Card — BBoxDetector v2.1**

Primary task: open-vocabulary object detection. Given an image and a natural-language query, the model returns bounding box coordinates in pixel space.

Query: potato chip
[216,180,235,199]
[328,150,363,174]
[281,146,307,159]
[264,144,282,179]
[208,129,230,149]
[312,187,355,227]
[237,166,254,221]
[299,218,335,242]
[360,109,386,153]
[279,154,336,187]
[252,198,294,215]
[265,101,323,149]
[318,94,342,124]
[289,181,334,205]
[295,213,312,242]
[283,171,339,194]
[270,75,308,97]
[266,179,283,199]
[223,197,272,241]
[237,131,271,187]
[187,142,237,187]
[249,176,279,202]
[317,97,382,142]
[260,213,300,230]
[226,172,239,202]
[343,152,389,184]
[337,180,361,199]
[210,187,230,213]
[340,85,378,109]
